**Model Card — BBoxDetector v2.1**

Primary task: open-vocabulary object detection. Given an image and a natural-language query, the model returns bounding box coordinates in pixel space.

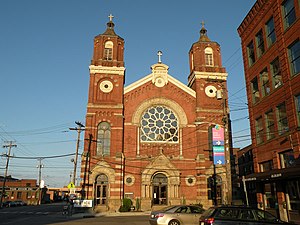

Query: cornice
[188,71,228,86]
[87,103,123,109]
[89,65,125,75]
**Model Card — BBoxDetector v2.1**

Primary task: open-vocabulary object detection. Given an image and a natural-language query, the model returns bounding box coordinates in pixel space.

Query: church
[80,15,232,212]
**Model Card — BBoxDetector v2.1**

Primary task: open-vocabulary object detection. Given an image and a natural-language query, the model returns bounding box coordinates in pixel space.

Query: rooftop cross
[108,14,114,22]
[201,20,205,28]
[157,51,162,63]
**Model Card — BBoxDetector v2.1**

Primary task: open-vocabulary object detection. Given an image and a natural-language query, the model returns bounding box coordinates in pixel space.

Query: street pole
[222,88,232,204]
[69,121,85,185]
[37,158,44,205]
[212,160,217,206]
[82,134,92,199]
[0,141,17,207]
[242,176,249,206]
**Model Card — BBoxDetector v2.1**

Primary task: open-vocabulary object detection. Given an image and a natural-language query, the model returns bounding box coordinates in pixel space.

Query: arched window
[97,122,111,156]
[140,106,178,143]
[205,47,213,66]
[104,41,113,60]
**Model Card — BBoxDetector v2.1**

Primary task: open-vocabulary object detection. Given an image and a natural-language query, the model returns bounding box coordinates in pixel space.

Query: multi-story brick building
[238,0,300,222]
[0,176,39,205]
[80,16,233,212]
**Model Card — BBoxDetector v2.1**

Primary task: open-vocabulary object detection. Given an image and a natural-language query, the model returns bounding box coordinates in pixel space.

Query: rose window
[140,106,178,142]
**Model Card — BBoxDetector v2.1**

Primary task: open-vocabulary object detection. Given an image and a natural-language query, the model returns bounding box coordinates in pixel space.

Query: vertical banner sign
[212,126,225,165]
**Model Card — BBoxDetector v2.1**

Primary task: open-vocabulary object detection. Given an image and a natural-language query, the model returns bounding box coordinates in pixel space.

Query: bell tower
[188,22,228,122]
[188,22,232,204]
[85,15,125,170]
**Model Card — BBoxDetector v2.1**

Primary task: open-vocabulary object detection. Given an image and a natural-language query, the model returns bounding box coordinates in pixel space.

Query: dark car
[199,206,294,225]
[149,204,205,225]
[2,201,17,207]
[14,200,27,206]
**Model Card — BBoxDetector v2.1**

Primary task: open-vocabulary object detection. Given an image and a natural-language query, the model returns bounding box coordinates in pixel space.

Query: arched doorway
[152,173,168,205]
[95,173,108,205]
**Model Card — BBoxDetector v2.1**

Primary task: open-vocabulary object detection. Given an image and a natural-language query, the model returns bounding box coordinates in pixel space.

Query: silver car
[149,205,205,225]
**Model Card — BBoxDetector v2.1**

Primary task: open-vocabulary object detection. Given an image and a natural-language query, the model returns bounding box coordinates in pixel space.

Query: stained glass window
[140,106,178,142]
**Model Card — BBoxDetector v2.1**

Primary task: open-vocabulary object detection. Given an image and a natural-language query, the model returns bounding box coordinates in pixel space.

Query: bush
[119,198,132,212]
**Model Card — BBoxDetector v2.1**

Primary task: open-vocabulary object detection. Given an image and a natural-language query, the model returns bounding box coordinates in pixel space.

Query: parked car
[149,204,205,225]
[199,205,294,225]
[14,200,27,206]
[2,201,17,207]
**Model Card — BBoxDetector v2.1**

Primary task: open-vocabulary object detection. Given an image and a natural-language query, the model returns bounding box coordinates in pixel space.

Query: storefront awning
[244,166,300,182]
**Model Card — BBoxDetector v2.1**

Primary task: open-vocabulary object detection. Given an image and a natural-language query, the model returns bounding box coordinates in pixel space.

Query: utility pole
[82,134,92,199]
[37,158,44,188]
[220,87,232,204]
[37,158,44,205]
[0,141,17,207]
[69,121,85,185]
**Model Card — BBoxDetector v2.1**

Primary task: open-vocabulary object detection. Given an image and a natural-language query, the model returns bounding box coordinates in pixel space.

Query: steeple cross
[108,14,114,22]
[157,50,162,63]
[201,20,205,28]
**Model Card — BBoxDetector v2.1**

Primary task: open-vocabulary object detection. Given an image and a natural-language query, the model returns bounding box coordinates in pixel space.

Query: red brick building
[238,0,300,222]
[0,176,39,205]
[80,16,232,212]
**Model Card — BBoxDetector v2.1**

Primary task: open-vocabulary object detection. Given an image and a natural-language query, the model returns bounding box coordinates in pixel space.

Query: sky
[0,0,255,188]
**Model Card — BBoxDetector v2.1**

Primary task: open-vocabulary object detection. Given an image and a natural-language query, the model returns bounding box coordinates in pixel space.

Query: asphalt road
[0,203,149,225]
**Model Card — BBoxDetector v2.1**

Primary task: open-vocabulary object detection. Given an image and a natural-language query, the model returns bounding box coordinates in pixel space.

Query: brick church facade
[80,16,232,212]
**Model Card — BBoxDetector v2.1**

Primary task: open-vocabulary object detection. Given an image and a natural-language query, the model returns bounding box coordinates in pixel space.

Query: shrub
[119,198,132,212]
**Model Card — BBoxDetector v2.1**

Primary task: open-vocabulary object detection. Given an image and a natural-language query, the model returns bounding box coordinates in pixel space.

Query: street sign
[67,182,75,189]
[212,127,225,165]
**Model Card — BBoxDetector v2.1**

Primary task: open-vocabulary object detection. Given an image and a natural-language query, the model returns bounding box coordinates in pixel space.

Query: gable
[124,63,196,98]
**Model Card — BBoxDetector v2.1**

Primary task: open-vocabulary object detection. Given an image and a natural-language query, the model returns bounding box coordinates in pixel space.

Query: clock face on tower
[99,80,113,93]
[205,85,217,98]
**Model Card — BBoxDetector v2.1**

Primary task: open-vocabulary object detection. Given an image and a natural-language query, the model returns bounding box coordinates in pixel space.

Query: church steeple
[199,22,210,42]
[91,14,124,67]
[102,14,118,36]
[188,22,227,87]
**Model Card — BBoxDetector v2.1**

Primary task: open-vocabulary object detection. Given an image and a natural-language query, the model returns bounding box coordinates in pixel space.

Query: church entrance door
[95,173,108,205]
[152,173,167,205]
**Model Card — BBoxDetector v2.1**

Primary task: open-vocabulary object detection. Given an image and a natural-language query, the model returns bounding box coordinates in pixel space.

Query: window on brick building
[265,110,275,140]
[265,17,276,47]
[256,30,265,58]
[17,191,22,199]
[282,0,296,29]
[247,41,255,66]
[260,68,270,97]
[280,150,295,168]
[140,106,178,143]
[270,57,282,89]
[260,160,273,172]
[295,94,300,127]
[276,102,289,134]
[255,116,264,144]
[103,41,113,60]
[97,122,111,156]
[205,47,213,66]
[288,40,300,76]
[251,77,260,104]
